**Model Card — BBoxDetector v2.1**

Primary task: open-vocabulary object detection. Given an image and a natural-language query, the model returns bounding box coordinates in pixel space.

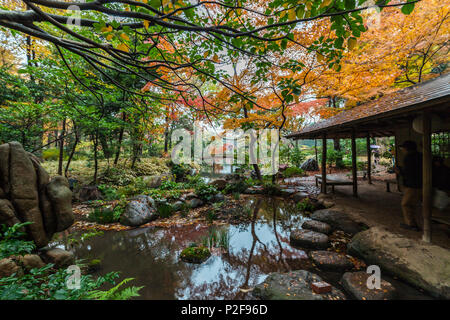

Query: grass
[201,228,230,250]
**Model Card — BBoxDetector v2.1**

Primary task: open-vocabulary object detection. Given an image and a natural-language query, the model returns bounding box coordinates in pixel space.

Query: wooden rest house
[286,73,450,243]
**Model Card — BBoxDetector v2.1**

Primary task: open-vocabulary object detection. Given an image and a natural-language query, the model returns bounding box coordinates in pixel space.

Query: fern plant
[87,278,143,300]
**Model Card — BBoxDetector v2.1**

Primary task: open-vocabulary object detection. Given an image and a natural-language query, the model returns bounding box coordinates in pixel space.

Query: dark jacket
[400,151,422,188]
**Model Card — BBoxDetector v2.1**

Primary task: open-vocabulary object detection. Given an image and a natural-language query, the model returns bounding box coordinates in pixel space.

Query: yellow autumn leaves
[101,25,131,52]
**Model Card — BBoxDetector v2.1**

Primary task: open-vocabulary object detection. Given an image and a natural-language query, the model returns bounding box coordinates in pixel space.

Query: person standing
[394,140,422,231]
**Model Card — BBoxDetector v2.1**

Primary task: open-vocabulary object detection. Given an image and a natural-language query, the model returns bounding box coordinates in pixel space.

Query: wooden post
[366,135,372,184]
[351,129,358,197]
[321,135,327,194]
[422,113,432,243]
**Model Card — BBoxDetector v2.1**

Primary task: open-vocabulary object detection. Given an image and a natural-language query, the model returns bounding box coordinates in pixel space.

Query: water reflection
[54,197,315,299]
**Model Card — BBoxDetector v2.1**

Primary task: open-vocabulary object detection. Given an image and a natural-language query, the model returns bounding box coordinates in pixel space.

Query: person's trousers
[401,187,422,227]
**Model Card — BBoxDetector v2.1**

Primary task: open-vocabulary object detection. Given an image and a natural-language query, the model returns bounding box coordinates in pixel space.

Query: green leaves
[401,0,416,15]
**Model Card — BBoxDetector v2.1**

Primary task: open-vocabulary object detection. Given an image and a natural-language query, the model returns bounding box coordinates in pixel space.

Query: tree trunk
[65,121,79,177]
[99,132,112,160]
[57,118,66,176]
[114,112,126,165]
[164,115,169,153]
[333,138,343,168]
[314,139,318,165]
[92,132,99,184]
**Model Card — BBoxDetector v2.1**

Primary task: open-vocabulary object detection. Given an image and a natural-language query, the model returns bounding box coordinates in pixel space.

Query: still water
[53,197,431,300]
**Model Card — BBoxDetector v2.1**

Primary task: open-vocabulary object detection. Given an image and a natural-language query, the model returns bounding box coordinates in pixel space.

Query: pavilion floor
[297,174,450,250]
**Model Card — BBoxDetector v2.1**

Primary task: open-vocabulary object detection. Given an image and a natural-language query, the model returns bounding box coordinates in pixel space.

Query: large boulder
[348,227,450,299]
[341,271,397,300]
[290,229,329,249]
[46,177,74,232]
[252,270,346,300]
[40,248,75,268]
[119,195,157,227]
[309,250,353,272]
[0,142,74,248]
[300,158,319,171]
[310,209,367,235]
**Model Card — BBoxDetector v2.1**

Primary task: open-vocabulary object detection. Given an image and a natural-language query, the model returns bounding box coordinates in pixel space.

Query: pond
[52,196,431,300]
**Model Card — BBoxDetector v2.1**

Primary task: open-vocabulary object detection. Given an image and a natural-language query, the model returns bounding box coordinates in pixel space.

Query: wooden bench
[315,174,353,193]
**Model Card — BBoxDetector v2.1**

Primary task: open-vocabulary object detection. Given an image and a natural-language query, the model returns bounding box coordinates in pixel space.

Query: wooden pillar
[351,129,358,197]
[366,135,372,184]
[422,113,432,243]
[321,135,327,194]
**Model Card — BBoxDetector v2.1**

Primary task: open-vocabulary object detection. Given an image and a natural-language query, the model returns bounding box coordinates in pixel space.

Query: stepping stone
[302,220,332,234]
[290,229,329,249]
[310,209,367,235]
[243,186,264,194]
[309,251,353,272]
[279,188,297,197]
[341,271,397,300]
[252,270,346,300]
[293,192,309,202]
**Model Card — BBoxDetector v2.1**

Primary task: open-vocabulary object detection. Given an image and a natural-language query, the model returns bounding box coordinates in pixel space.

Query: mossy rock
[180,246,211,264]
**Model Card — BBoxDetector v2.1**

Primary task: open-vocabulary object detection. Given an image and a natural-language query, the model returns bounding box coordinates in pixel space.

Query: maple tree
[0,0,420,108]
[311,0,449,119]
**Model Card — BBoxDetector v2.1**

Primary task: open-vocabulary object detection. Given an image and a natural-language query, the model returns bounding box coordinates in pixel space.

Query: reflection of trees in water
[181,198,308,299]
[56,197,308,299]
[61,229,197,299]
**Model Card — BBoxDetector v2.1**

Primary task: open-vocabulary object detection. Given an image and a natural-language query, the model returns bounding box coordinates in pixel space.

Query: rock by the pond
[279,188,297,197]
[293,192,309,203]
[290,229,329,249]
[252,270,346,300]
[180,246,211,264]
[120,195,157,226]
[46,176,74,232]
[189,198,204,208]
[302,220,332,235]
[309,251,353,272]
[300,158,319,171]
[142,174,172,188]
[211,193,225,203]
[209,179,227,191]
[310,209,366,235]
[0,258,23,277]
[243,186,264,194]
[39,248,75,268]
[341,271,397,300]
[78,185,103,202]
[322,200,335,208]
[14,254,46,270]
[348,226,450,299]
[0,141,74,248]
